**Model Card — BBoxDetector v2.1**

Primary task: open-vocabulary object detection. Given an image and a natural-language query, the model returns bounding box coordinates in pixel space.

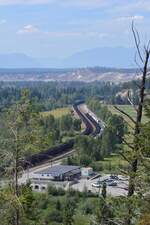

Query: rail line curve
[24,102,102,168]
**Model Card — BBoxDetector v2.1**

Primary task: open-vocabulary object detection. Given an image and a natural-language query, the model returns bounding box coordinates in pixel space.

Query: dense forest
[0,73,150,225]
[0,88,150,225]
[1,78,150,111]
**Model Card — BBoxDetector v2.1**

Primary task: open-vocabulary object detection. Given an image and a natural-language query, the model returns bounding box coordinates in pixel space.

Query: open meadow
[41,107,71,118]
[108,105,148,124]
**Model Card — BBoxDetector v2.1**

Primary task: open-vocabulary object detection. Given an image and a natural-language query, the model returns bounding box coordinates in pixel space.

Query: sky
[0,0,150,58]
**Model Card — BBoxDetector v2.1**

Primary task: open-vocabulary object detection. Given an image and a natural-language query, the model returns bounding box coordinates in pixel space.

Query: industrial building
[33,165,81,182]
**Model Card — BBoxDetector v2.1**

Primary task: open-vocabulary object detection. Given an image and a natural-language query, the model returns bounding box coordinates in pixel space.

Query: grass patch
[108,104,149,156]
[101,153,127,166]
[92,153,128,173]
[41,107,71,118]
[108,105,148,124]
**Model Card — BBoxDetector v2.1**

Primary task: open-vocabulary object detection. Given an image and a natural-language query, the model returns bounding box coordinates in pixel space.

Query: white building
[81,167,93,177]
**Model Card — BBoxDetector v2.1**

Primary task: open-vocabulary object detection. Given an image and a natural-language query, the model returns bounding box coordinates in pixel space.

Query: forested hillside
[1,79,150,111]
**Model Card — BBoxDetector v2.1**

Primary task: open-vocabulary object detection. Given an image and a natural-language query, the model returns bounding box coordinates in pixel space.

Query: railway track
[85,113,101,137]
[73,103,94,135]
[24,102,101,168]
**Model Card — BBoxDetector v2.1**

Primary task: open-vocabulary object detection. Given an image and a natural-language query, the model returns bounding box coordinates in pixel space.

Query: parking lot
[71,174,128,197]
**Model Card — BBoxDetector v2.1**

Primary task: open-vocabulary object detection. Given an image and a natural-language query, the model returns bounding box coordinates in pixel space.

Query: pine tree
[0,89,45,225]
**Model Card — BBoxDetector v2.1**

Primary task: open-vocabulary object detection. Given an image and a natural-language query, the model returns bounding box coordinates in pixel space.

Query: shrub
[48,185,65,196]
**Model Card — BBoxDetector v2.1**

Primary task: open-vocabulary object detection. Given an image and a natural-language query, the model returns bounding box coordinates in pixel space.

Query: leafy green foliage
[70,100,125,168]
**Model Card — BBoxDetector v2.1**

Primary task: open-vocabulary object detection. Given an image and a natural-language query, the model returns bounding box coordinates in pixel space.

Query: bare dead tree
[115,21,150,199]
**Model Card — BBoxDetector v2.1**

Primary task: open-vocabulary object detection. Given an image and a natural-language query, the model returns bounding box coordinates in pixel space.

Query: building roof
[81,167,93,170]
[35,165,80,177]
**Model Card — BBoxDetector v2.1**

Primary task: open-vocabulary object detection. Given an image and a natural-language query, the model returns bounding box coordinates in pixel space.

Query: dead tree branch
[114,106,136,124]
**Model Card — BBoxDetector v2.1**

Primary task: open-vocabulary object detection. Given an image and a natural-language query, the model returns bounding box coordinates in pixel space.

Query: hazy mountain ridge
[0,53,40,68]
[63,47,135,68]
[0,47,135,68]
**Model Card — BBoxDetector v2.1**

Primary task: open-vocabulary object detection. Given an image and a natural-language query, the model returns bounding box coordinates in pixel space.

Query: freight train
[85,113,101,137]
[24,102,102,168]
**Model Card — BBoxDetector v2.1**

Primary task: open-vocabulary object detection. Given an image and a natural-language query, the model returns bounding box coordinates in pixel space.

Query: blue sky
[0,0,150,58]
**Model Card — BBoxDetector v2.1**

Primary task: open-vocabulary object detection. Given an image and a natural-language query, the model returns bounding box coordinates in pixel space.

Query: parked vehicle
[110,175,119,180]
[92,178,117,188]
[106,180,117,186]
[92,180,102,188]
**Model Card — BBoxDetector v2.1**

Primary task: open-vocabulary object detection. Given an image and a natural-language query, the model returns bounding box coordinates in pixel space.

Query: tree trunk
[14,138,20,225]
[128,51,149,197]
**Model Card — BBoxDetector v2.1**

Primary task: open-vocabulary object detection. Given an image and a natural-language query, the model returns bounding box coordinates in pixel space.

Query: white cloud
[132,15,144,20]
[17,24,39,34]
[110,1,150,14]
[0,19,7,24]
[46,31,108,38]
[116,15,144,22]
[17,26,82,37]
[17,26,108,39]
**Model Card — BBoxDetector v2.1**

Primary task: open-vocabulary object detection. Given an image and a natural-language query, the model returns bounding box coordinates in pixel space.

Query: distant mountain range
[0,47,136,68]
[63,47,135,68]
[0,53,39,68]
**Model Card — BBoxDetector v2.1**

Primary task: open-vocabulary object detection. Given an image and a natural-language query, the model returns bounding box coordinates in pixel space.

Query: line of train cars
[23,101,103,169]
[86,111,105,137]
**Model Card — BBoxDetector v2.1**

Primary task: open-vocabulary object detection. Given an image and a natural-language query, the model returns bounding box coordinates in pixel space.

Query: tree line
[1,78,148,111]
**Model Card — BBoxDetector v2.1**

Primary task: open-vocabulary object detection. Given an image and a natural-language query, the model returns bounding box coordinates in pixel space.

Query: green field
[41,107,71,118]
[108,105,148,124]
[93,154,128,173]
